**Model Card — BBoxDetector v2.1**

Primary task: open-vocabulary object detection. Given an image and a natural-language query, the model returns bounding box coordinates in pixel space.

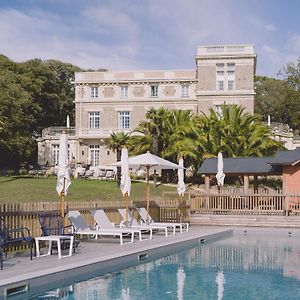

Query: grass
[0,176,179,203]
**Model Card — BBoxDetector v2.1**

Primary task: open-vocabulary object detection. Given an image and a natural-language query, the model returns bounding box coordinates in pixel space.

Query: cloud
[264,24,276,32]
[0,7,140,70]
[81,6,139,40]
[246,15,276,33]
[0,1,298,77]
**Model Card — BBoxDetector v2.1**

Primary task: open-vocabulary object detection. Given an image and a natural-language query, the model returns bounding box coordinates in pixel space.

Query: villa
[37,44,257,171]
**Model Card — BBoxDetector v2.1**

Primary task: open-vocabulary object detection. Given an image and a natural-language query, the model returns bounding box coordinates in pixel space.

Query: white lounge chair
[90,209,152,240]
[136,207,189,233]
[118,209,175,237]
[68,211,134,245]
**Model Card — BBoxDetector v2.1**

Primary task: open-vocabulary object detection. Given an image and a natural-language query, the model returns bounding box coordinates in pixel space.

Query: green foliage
[197,105,282,158]
[129,106,282,178]
[255,57,300,132]
[0,55,82,169]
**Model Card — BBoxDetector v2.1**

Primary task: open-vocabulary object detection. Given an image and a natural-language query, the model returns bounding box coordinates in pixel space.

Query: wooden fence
[2,190,300,253]
[189,192,300,215]
[0,198,186,239]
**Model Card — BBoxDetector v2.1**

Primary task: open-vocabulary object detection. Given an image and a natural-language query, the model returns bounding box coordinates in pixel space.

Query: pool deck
[0,226,232,298]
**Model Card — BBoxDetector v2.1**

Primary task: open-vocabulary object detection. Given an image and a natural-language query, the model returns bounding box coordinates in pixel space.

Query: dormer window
[181,85,189,97]
[150,85,158,97]
[121,86,128,98]
[91,86,98,98]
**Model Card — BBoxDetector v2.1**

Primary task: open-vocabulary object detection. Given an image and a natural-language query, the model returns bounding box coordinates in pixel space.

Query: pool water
[35,229,300,300]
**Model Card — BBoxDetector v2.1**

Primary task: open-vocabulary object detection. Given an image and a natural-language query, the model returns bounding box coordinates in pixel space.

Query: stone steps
[190,214,300,228]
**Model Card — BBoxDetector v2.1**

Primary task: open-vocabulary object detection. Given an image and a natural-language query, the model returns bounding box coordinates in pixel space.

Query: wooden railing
[2,192,299,247]
[0,198,186,240]
[190,192,300,215]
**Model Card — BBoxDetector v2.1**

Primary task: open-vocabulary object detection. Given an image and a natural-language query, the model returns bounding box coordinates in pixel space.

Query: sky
[0,0,299,77]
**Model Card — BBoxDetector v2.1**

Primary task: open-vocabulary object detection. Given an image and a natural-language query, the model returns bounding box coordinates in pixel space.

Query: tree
[280,57,300,91]
[197,105,282,159]
[254,76,300,131]
[0,55,82,170]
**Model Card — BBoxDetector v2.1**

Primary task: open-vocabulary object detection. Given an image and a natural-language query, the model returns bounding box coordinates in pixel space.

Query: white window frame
[89,145,100,167]
[228,80,235,90]
[150,85,158,97]
[121,86,128,98]
[118,111,130,129]
[181,85,189,97]
[216,63,235,91]
[53,144,59,165]
[91,86,99,98]
[217,80,224,91]
[89,112,100,129]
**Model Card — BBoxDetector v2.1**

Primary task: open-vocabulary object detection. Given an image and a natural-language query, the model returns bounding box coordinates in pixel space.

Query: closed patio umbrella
[216,152,225,187]
[56,131,71,217]
[177,157,186,222]
[120,148,131,226]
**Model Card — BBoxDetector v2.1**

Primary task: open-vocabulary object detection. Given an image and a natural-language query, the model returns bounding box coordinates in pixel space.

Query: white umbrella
[177,157,186,222]
[115,151,182,223]
[177,158,186,196]
[177,266,186,300]
[120,148,131,226]
[216,152,225,187]
[56,131,71,217]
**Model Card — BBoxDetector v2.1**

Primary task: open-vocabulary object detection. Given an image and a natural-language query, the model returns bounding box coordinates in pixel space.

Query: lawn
[0,177,179,203]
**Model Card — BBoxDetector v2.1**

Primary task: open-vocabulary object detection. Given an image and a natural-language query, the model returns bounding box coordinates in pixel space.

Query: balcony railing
[41,127,76,137]
[78,128,132,138]
[41,127,138,138]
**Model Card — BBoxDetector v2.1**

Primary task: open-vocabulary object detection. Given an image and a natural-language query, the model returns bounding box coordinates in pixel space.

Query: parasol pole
[60,177,66,218]
[125,191,129,227]
[146,165,150,224]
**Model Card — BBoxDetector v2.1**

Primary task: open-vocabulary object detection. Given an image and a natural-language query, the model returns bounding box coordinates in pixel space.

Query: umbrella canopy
[177,157,186,196]
[120,148,131,196]
[56,132,71,217]
[120,148,131,226]
[216,152,225,187]
[127,151,182,170]
[56,132,71,195]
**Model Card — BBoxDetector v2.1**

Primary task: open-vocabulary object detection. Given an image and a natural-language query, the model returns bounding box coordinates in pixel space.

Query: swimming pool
[33,228,300,300]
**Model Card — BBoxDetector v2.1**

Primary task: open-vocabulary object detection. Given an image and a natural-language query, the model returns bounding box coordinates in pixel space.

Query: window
[91,86,98,98]
[150,85,158,97]
[89,112,100,129]
[89,145,100,167]
[119,111,130,129]
[53,144,59,165]
[216,63,235,91]
[121,86,128,98]
[217,80,224,91]
[181,85,189,97]
[228,80,235,90]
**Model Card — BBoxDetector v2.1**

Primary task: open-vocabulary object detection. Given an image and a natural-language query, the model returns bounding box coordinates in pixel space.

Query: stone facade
[37,44,257,171]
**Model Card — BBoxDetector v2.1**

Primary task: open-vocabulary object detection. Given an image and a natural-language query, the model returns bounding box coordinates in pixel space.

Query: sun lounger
[118,209,175,237]
[90,209,152,240]
[68,211,134,245]
[136,207,189,233]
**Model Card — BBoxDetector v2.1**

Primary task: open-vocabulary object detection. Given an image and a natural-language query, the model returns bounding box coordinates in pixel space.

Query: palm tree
[130,108,171,156]
[106,132,130,186]
[197,104,282,158]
